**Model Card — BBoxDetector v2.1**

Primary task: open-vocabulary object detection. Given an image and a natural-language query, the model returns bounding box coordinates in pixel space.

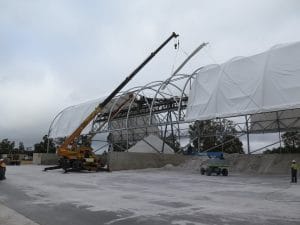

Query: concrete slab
[0,202,39,225]
[32,153,59,165]
[0,165,299,225]
[108,152,190,171]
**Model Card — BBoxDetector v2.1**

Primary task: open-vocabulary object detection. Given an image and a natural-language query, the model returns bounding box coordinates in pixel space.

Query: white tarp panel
[250,109,300,132]
[49,97,105,138]
[49,93,133,138]
[186,42,300,121]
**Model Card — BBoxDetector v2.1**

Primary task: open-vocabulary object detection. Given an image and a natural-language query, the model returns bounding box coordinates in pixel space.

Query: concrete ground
[0,165,299,225]
[0,202,39,225]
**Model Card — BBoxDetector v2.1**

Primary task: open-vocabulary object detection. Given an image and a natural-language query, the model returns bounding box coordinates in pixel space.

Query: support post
[162,111,170,153]
[169,110,175,150]
[245,115,251,154]
[276,111,282,152]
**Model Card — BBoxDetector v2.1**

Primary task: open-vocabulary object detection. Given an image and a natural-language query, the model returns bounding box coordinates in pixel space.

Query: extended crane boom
[45,32,179,173]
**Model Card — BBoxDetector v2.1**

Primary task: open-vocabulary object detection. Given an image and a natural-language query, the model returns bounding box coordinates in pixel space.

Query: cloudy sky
[0,0,300,148]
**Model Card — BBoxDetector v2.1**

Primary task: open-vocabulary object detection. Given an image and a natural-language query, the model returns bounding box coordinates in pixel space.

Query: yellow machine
[44,32,179,173]
[6,153,21,166]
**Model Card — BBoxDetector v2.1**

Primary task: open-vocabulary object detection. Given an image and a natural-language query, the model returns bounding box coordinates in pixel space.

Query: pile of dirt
[227,153,300,175]
[176,156,209,172]
[176,153,300,175]
[128,135,174,154]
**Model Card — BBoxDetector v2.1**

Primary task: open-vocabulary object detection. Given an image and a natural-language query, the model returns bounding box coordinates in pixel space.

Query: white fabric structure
[49,97,105,138]
[128,135,174,154]
[186,42,300,121]
[49,93,133,138]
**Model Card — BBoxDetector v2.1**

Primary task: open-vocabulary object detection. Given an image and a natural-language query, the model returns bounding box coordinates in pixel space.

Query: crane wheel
[206,168,212,176]
[72,160,83,172]
[59,158,71,172]
[222,168,228,176]
[200,168,205,175]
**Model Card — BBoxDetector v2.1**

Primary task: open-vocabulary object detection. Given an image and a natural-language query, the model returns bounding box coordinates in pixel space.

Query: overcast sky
[0,0,300,148]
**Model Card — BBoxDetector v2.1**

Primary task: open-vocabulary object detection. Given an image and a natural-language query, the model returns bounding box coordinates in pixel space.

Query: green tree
[18,142,25,152]
[0,139,15,154]
[189,120,217,150]
[282,131,299,149]
[264,131,300,154]
[34,135,56,153]
[189,119,244,154]
[222,134,243,154]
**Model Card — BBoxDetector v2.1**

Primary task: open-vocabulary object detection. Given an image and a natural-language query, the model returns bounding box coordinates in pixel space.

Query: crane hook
[174,39,179,50]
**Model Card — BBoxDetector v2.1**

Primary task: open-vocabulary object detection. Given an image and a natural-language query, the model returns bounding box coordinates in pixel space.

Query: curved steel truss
[48,46,300,154]
[88,69,200,152]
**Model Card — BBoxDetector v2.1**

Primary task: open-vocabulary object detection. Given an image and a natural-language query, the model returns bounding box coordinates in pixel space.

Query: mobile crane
[44,32,179,173]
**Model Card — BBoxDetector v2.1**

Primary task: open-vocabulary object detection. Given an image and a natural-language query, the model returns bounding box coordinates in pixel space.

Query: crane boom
[60,32,178,150]
[99,32,179,108]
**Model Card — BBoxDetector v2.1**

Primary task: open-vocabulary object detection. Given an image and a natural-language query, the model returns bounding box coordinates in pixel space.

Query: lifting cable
[170,36,180,75]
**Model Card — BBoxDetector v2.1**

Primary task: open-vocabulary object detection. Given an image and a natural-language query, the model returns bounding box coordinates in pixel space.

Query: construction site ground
[0,165,299,225]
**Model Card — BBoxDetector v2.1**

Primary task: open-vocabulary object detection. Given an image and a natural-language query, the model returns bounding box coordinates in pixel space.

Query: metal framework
[48,60,300,154]
[85,66,300,154]
[88,70,197,152]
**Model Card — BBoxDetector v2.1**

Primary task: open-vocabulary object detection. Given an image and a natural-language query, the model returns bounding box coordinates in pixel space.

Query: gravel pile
[175,153,300,175]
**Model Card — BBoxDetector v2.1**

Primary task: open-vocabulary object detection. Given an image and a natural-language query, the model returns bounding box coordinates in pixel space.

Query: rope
[170,39,180,75]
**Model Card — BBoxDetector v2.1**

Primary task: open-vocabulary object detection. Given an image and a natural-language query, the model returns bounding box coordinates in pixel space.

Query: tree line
[2,123,300,155]
[0,139,25,154]
[264,131,300,154]
[188,119,244,154]
[33,135,56,153]
[189,119,300,154]
[0,135,56,155]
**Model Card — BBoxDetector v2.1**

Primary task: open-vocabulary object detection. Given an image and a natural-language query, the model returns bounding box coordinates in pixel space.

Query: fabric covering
[49,97,105,138]
[49,93,133,138]
[186,42,300,121]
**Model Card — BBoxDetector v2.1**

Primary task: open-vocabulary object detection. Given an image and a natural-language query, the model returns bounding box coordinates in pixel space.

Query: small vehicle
[200,152,229,176]
[5,154,21,166]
